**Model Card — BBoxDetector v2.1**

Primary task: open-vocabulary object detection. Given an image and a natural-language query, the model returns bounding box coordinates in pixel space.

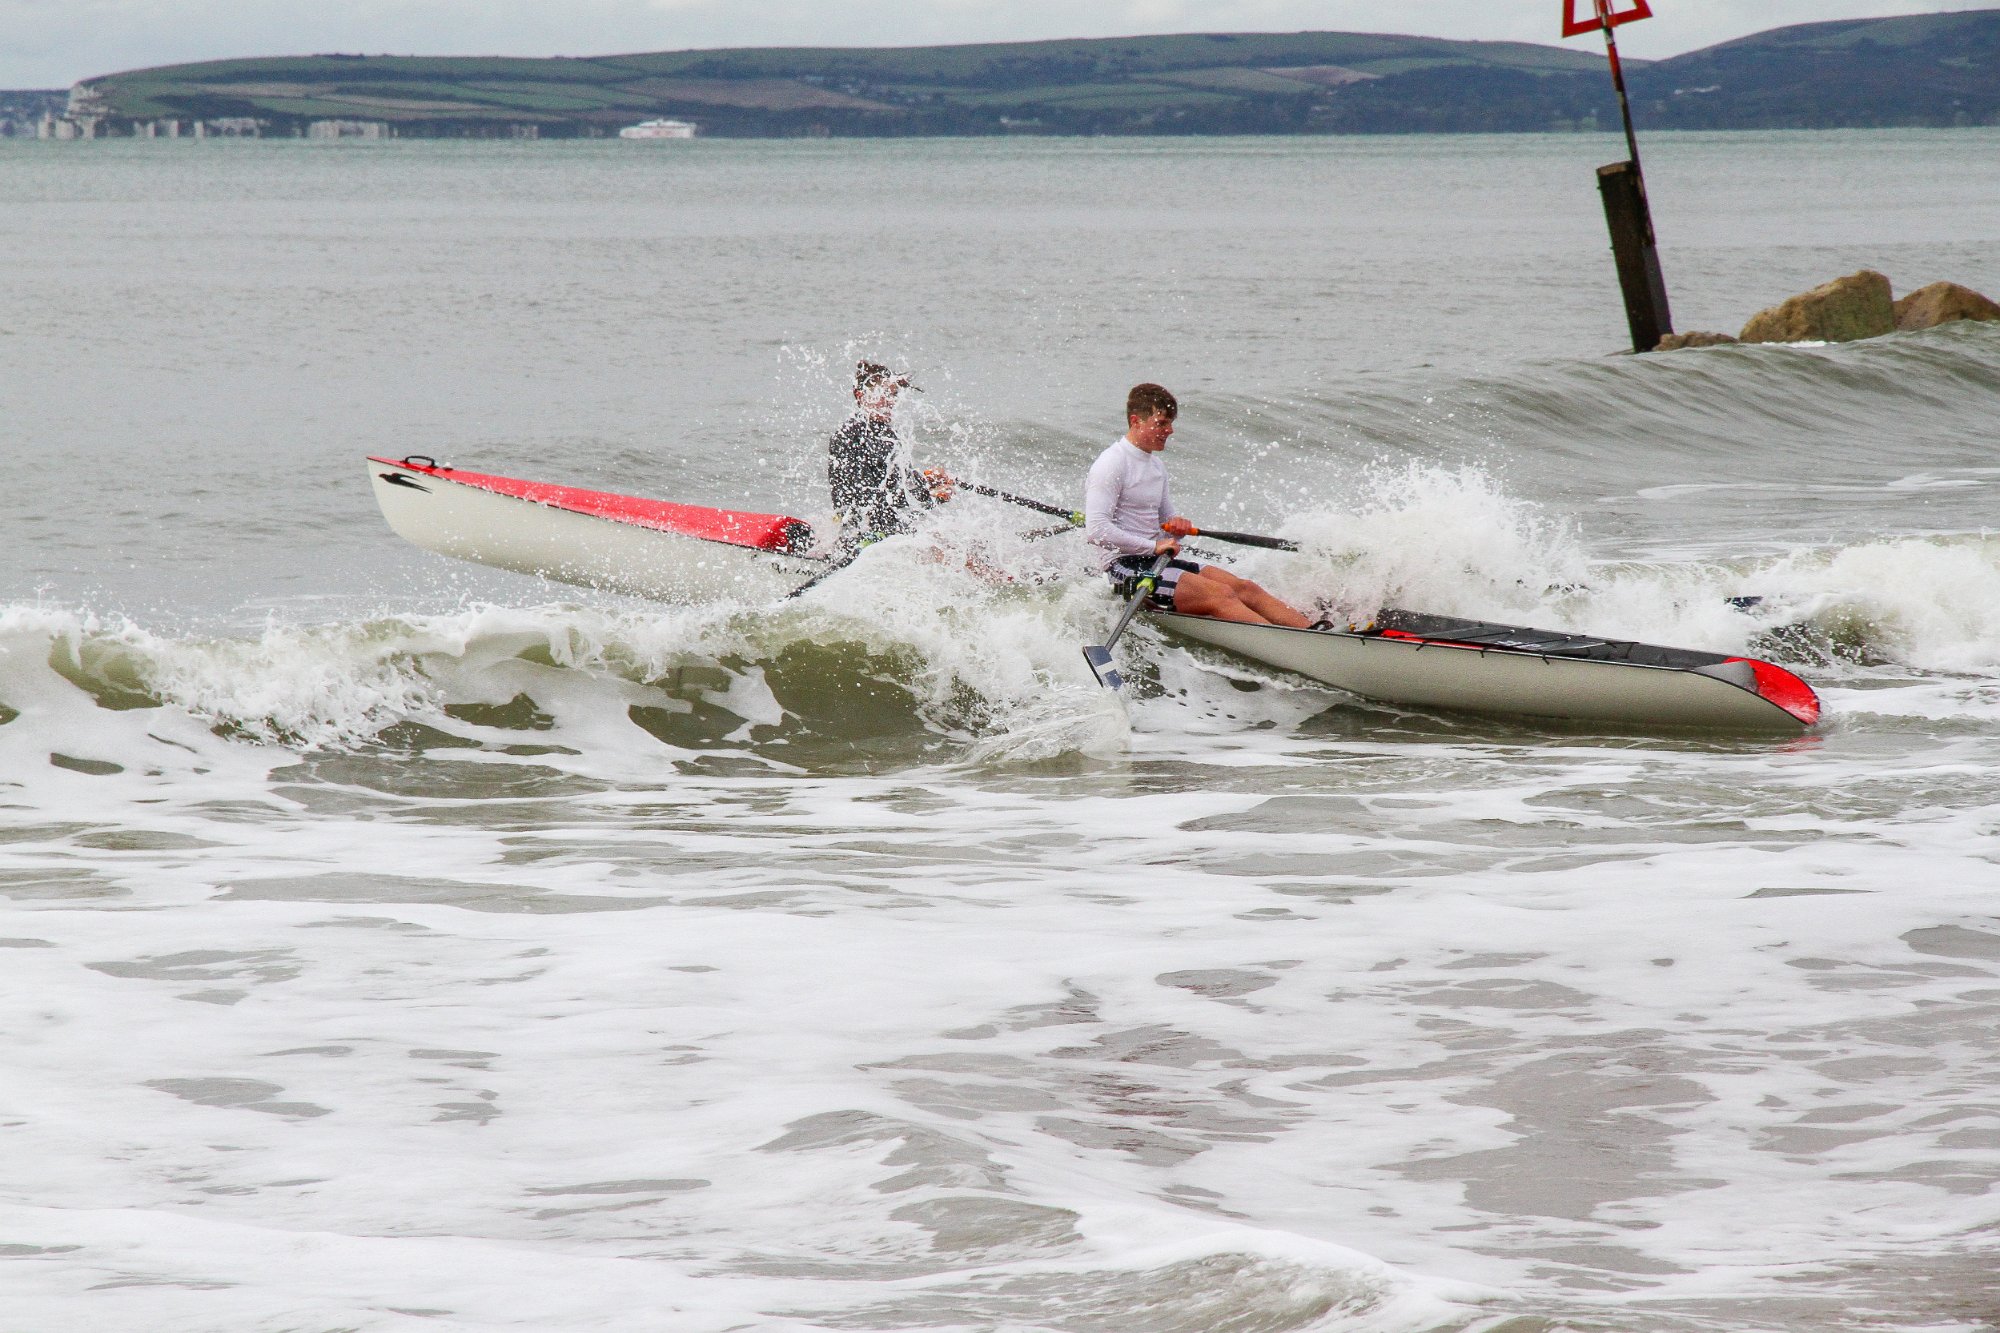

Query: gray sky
[6,1,1995,89]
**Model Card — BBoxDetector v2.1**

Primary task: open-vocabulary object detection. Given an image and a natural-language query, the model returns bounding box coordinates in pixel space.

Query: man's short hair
[1126,383,1178,422]
[856,360,904,392]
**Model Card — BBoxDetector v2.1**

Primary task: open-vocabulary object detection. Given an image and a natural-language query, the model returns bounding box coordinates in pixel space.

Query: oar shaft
[784,483,1295,603]
[961,482,1083,524]
[1083,551,1175,690]
[1190,528,1299,552]
[1104,554,1169,646]
[962,481,1299,552]
[783,538,872,599]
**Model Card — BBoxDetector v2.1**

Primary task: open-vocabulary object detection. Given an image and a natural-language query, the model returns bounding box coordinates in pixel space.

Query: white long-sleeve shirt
[1084,436,1176,569]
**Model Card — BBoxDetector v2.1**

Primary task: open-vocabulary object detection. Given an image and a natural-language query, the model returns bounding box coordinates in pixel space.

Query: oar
[964,482,1300,553]
[960,482,1083,525]
[1538,579,1769,613]
[1188,527,1297,552]
[783,537,874,600]
[1082,552,1174,691]
[976,482,1772,611]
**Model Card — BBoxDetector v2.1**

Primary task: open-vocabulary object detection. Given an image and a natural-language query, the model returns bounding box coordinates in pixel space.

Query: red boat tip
[1732,657,1822,727]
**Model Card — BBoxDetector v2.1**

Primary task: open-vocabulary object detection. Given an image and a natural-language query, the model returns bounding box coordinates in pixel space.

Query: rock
[1894,281,2000,331]
[1739,270,1895,344]
[1654,331,1739,351]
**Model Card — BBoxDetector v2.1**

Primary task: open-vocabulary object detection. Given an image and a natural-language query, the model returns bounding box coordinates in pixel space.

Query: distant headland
[14,10,2000,141]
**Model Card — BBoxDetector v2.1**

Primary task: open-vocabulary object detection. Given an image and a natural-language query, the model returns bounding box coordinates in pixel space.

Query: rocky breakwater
[1656,271,2000,351]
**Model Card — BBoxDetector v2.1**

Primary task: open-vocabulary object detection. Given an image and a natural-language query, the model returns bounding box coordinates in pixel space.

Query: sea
[2,130,1998,1332]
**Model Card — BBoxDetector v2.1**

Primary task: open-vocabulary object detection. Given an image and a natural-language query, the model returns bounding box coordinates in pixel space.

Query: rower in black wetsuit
[828,360,953,549]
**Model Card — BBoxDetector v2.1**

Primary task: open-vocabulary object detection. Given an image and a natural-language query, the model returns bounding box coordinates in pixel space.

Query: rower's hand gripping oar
[1083,551,1174,691]
[964,482,1299,553]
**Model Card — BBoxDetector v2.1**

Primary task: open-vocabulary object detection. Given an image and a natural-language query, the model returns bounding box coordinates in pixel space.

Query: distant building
[306,119,392,139]
[64,82,106,138]
[0,90,66,137]
[618,118,697,139]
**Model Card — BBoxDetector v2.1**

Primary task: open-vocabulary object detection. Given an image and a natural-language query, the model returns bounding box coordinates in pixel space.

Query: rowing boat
[365,456,822,603]
[362,456,1821,732]
[1154,608,1820,733]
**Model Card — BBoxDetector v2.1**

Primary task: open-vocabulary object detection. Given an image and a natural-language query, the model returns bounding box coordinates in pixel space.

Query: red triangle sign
[1563,0,1653,38]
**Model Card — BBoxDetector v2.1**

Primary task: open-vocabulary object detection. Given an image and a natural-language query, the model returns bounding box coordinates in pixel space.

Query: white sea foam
[1254,462,1590,624]
[4,698,1997,1331]
[5,559,2000,1332]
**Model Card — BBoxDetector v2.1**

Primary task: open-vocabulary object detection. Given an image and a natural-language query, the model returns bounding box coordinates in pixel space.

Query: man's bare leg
[1179,568,1311,628]
[1171,573,1265,623]
[1170,569,1310,626]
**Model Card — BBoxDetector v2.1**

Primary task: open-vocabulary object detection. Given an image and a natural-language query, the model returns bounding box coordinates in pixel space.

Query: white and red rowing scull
[367,455,822,604]
[363,456,1821,733]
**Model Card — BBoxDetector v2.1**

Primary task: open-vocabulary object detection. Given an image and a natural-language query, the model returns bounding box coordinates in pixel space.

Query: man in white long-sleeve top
[1084,383,1311,627]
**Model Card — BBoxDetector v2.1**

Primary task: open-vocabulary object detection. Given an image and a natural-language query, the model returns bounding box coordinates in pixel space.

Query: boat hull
[1153,610,1819,734]
[365,457,819,603]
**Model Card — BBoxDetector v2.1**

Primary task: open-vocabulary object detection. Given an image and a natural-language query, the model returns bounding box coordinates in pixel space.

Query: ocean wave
[1171,322,2000,523]
[8,455,2000,769]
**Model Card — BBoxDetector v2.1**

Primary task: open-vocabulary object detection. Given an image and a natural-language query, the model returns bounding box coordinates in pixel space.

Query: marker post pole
[1564,0,1674,352]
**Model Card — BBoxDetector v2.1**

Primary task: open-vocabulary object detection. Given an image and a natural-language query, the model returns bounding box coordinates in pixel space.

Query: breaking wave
[9,452,2000,776]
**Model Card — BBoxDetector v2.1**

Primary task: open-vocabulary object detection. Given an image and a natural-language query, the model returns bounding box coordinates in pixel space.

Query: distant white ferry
[618,119,697,140]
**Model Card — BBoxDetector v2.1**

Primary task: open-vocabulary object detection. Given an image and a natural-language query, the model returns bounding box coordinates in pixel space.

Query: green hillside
[78,32,1625,137]
[71,11,2000,138]
[1635,10,2000,128]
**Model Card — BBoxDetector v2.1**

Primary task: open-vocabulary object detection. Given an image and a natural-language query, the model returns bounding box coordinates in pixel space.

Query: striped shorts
[1107,554,1203,609]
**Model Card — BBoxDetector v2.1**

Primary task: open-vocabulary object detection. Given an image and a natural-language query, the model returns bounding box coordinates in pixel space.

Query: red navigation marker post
[1564,0,1674,352]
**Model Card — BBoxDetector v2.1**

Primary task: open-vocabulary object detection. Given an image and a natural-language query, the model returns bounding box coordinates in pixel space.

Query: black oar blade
[1082,645,1124,691]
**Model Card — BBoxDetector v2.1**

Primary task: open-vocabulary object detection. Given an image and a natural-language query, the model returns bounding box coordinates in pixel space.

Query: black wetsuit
[828,413,936,543]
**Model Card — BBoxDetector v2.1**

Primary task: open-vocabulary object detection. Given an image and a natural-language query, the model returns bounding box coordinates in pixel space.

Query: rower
[828,360,955,552]
[1084,383,1311,628]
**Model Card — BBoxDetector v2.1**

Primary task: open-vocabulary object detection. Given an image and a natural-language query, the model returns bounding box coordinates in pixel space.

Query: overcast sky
[6,1,1995,89]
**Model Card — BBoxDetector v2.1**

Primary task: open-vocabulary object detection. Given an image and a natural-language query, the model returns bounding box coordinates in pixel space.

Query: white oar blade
[1082,646,1124,691]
